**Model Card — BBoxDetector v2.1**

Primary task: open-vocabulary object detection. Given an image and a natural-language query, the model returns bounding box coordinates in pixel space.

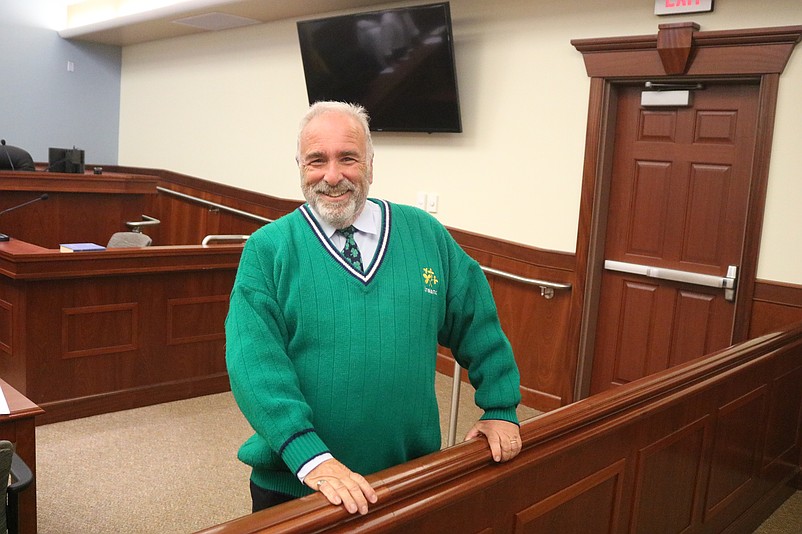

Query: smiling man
[298,105,372,229]
[225,101,522,517]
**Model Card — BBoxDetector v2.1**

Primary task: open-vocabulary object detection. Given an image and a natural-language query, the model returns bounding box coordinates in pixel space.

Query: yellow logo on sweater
[422,267,439,295]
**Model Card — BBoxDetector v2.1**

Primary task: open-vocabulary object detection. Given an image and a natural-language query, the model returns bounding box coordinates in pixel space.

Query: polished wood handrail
[0,169,158,194]
[0,241,242,280]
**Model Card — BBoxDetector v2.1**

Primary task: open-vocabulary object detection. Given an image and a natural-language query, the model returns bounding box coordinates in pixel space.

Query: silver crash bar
[604,260,738,302]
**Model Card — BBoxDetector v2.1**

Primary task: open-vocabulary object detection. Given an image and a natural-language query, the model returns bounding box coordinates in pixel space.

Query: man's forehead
[301,114,366,156]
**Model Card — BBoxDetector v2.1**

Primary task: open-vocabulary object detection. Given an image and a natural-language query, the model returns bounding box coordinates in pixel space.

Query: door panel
[590,83,759,394]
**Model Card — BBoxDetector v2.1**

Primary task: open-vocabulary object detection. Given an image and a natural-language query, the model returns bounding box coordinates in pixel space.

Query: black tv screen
[297,2,462,133]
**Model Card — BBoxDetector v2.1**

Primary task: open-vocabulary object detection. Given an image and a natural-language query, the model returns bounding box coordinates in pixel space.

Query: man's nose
[322,162,344,185]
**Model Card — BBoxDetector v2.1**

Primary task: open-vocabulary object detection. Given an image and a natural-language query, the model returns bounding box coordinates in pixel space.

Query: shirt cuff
[297,452,334,483]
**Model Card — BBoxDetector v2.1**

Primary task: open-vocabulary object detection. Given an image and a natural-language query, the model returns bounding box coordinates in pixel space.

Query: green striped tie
[338,225,363,273]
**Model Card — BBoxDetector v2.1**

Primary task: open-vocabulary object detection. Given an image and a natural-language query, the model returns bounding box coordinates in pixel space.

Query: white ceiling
[59,0,394,46]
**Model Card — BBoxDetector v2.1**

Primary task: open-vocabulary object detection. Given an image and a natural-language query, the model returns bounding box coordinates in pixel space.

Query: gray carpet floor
[34,375,799,533]
[34,373,538,533]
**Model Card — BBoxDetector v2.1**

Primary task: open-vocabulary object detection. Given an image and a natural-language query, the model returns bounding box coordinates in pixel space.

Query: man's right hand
[304,458,378,515]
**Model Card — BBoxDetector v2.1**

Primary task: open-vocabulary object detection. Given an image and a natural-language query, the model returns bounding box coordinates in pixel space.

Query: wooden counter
[0,170,256,424]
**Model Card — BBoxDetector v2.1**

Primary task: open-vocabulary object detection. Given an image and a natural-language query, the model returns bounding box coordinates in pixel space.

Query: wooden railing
[198,321,802,533]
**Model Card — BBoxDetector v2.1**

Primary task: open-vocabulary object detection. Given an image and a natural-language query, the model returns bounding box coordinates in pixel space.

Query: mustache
[314,182,356,196]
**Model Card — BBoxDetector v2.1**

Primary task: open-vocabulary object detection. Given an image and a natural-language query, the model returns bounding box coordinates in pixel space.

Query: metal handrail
[156,186,273,224]
[202,234,250,245]
[480,265,571,299]
[125,214,160,232]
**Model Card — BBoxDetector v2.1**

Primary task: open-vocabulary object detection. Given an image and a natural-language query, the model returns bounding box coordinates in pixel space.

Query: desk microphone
[0,193,49,242]
[0,140,14,171]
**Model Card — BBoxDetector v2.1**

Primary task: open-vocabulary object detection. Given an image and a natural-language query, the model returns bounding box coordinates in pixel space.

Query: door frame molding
[569,23,802,400]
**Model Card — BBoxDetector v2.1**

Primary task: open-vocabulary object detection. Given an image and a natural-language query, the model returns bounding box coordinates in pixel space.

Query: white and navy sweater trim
[299,199,391,284]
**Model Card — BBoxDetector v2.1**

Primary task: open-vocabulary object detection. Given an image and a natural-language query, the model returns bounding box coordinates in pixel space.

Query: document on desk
[0,385,9,415]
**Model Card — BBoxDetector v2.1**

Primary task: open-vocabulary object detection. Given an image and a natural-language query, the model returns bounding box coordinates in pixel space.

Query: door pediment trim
[572,24,802,77]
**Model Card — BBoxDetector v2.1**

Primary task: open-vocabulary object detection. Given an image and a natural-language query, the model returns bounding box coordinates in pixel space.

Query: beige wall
[118,0,802,283]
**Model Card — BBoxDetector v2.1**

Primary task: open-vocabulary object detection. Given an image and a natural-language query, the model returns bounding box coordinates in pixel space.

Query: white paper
[0,386,10,415]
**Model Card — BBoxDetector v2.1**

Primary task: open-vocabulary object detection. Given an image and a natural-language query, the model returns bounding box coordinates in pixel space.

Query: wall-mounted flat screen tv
[297,2,462,133]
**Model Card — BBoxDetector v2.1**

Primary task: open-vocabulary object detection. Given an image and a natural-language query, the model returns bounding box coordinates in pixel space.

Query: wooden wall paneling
[2,192,150,248]
[215,210,268,236]
[704,385,769,525]
[149,168,303,223]
[761,351,802,481]
[108,165,301,244]
[5,169,158,194]
[750,301,802,338]
[153,187,213,245]
[0,191,52,246]
[514,459,626,534]
[13,266,234,424]
[0,279,28,392]
[206,191,271,236]
[25,277,137,403]
[56,193,147,247]
[489,256,573,411]
[61,302,139,359]
[0,172,158,248]
[750,280,802,337]
[144,181,289,246]
[630,415,711,533]
[167,295,228,346]
[0,296,11,355]
[450,235,576,411]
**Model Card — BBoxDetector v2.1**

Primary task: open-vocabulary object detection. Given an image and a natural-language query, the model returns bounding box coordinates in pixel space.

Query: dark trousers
[250,480,296,513]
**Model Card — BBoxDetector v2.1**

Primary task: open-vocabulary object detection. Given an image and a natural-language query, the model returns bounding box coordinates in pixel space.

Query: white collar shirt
[310,200,381,268]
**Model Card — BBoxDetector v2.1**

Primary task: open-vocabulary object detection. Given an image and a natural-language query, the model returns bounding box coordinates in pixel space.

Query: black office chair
[0,143,35,172]
[0,440,33,534]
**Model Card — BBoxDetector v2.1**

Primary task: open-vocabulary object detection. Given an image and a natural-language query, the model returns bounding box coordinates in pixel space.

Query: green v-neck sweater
[225,199,521,497]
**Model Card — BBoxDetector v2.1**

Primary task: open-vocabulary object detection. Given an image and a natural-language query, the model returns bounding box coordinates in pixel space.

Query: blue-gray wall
[1,1,121,165]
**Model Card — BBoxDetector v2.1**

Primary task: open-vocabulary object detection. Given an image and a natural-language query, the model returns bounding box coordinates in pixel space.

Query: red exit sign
[655,0,714,16]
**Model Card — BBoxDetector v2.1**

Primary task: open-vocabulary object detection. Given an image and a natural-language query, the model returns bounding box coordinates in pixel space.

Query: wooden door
[589,82,759,394]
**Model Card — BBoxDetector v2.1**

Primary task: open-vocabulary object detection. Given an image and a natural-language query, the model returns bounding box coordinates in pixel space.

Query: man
[225,101,522,517]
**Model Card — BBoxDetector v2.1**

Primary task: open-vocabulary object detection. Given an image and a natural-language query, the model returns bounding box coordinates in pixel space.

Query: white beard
[302,178,369,229]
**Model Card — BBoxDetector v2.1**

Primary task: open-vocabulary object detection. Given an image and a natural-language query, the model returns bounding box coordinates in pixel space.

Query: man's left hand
[464,420,522,462]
